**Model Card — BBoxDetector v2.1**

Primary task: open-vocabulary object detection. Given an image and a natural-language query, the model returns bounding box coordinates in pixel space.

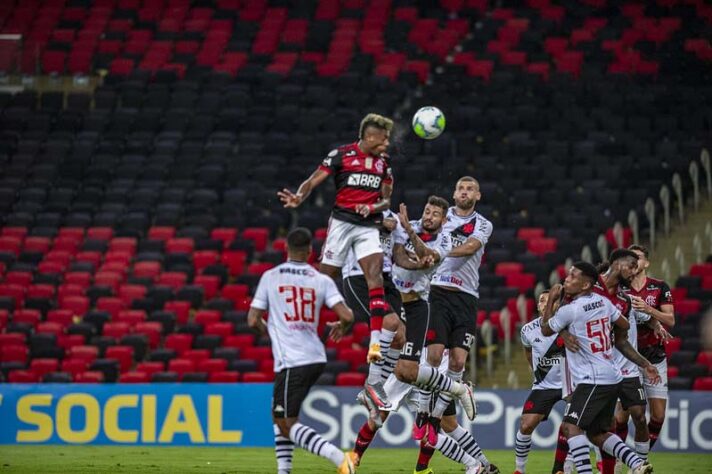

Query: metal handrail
[674,245,685,276]
[612,222,624,248]
[693,233,702,264]
[645,198,657,250]
[690,161,701,211]
[581,245,593,263]
[701,148,711,199]
[597,234,608,261]
[481,321,494,376]
[671,173,684,224]
[501,308,511,365]
[706,222,712,255]
[659,184,671,236]
[660,258,671,283]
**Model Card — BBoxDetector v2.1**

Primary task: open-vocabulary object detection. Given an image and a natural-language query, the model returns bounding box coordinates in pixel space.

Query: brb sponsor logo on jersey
[346,173,382,189]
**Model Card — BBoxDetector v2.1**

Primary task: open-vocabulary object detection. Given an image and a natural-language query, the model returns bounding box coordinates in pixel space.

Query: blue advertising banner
[0,384,710,452]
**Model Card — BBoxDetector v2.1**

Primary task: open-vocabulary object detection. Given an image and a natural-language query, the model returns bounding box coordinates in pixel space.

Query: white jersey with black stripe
[251,261,343,372]
[548,293,623,388]
[342,209,397,278]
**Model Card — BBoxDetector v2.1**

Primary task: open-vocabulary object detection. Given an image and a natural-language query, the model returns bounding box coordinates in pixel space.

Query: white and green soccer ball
[412,106,446,140]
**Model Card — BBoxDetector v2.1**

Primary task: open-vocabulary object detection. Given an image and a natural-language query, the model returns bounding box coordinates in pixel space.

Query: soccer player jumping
[278,113,396,411]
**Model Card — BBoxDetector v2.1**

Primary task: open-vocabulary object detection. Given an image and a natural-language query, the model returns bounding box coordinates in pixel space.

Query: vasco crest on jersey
[449,217,477,247]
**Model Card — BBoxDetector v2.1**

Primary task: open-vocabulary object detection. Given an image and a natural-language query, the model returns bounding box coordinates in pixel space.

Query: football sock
[448,425,490,467]
[368,287,386,344]
[416,365,464,395]
[569,434,593,474]
[436,432,479,468]
[273,424,294,474]
[289,423,344,467]
[431,369,462,418]
[416,441,436,471]
[635,440,650,461]
[648,419,663,448]
[552,425,569,473]
[354,422,377,458]
[380,347,400,382]
[515,430,532,473]
[602,434,644,469]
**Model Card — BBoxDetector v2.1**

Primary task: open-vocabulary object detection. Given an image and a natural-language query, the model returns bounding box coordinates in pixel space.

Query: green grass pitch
[1,446,711,473]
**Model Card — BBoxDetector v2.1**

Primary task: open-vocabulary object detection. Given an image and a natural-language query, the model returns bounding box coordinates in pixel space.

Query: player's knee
[519,420,536,435]
[395,362,414,383]
[440,416,458,433]
[631,410,647,428]
[392,327,405,349]
[275,420,291,438]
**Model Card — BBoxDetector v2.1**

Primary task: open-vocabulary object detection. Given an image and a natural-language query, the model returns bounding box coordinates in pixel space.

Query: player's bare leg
[647,398,666,448]
[442,415,498,473]
[514,413,545,474]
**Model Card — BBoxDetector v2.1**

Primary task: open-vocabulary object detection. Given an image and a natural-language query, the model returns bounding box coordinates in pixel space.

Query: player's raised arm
[278,167,330,208]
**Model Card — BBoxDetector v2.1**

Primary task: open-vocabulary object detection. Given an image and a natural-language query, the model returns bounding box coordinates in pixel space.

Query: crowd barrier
[0,384,710,452]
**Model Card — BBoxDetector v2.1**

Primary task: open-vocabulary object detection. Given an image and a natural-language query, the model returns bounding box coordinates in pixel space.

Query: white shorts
[384,374,417,412]
[321,218,382,267]
[642,359,668,400]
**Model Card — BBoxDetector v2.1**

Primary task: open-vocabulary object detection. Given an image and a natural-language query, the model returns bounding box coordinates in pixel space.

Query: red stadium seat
[242,228,269,252]
[136,362,165,376]
[133,261,162,279]
[61,358,89,377]
[165,333,193,354]
[60,295,90,315]
[97,297,126,318]
[64,272,92,287]
[242,372,274,383]
[193,251,219,272]
[103,322,131,340]
[517,227,545,241]
[5,271,33,286]
[338,348,368,370]
[115,310,147,326]
[105,345,134,372]
[120,371,150,383]
[148,226,176,241]
[336,372,367,386]
[30,358,59,378]
[676,299,701,317]
[696,351,712,369]
[164,300,191,324]
[224,334,255,348]
[66,345,98,363]
[75,371,105,383]
[247,262,274,275]
[242,347,273,360]
[527,237,558,256]
[134,322,162,348]
[166,238,194,254]
[222,284,249,306]
[209,371,240,382]
[168,358,195,376]
[36,322,64,337]
[667,366,679,378]
[23,237,51,253]
[665,337,682,357]
[194,275,220,299]
[198,358,228,373]
[47,309,74,326]
[27,284,55,299]
[211,228,238,248]
[0,332,24,346]
[118,285,147,305]
[205,322,233,338]
[692,377,712,391]
[495,262,524,276]
[157,272,188,289]
[86,227,113,241]
[13,309,42,327]
[9,370,39,383]
[1,344,28,363]
[183,349,211,364]
[109,237,137,254]
[505,273,537,292]
[221,250,247,276]
[57,334,85,350]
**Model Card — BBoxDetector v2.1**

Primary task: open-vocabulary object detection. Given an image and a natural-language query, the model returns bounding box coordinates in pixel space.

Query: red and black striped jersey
[593,276,632,318]
[319,142,393,227]
[620,277,674,364]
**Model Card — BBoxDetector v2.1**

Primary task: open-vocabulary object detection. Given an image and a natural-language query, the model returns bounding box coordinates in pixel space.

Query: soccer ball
[412,106,446,140]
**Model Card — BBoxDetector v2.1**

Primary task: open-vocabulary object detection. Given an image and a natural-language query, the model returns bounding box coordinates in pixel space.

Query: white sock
[436,431,480,468]
[289,423,344,467]
[367,360,381,384]
[515,430,532,472]
[634,440,650,460]
[602,434,644,469]
[569,434,593,474]
[274,424,294,474]
[431,369,461,418]
[369,329,381,346]
[448,425,490,467]
[416,365,463,395]
[379,328,396,351]
[380,347,400,382]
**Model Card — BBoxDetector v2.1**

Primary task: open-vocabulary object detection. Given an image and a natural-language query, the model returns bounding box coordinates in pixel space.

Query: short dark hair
[609,248,639,263]
[628,244,649,258]
[426,195,449,214]
[287,227,312,251]
[359,113,394,139]
[572,261,599,284]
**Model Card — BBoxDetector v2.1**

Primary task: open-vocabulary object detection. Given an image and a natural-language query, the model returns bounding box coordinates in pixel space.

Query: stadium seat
[336,372,366,386]
[692,377,712,391]
[242,372,274,383]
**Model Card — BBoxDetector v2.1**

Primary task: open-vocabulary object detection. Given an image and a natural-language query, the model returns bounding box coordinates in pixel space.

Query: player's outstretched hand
[417,255,435,269]
[355,204,373,217]
[278,188,302,208]
[643,364,661,385]
[656,324,673,342]
[326,321,346,342]
[398,203,411,231]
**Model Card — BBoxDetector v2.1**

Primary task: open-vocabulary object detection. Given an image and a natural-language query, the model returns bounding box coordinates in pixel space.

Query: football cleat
[356,390,383,429]
[465,464,483,474]
[367,343,383,363]
[364,380,392,410]
[413,469,433,474]
[337,451,356,474]
[630,462,654,474]
[457,381,477,420]
[413,412,429,441]
[484,464,500,473]
[426,416,440,447]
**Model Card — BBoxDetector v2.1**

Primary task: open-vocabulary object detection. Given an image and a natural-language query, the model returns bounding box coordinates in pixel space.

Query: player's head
[608,248,639,285]
[537,290,550,315]
[421,195,449,232]
[453,176,481,211]
[286,227,312,261]
[564,261,599,296]
[359,113,393,155]
[628,244,650,275]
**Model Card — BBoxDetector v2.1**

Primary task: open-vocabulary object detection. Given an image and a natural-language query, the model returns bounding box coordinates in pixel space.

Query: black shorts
[427,286,477,351]
[401,299,430,362]
[618,376,647,410]
[563,383,618,435]
[428,393,457,417]
[272,363,325,418]
[522,388,563,420]
[343,274,402,323]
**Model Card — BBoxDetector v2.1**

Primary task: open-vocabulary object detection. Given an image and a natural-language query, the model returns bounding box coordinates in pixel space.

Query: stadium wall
[0,384,710,452]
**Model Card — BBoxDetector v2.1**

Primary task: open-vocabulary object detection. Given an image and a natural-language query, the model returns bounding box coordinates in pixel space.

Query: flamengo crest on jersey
[319,142,393,227]
[391,219,452,299]
[250,261,343,372]
[548,293,623,387]
[431,207,493,297]
[521,317,564,390]
[342,210,397,278]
